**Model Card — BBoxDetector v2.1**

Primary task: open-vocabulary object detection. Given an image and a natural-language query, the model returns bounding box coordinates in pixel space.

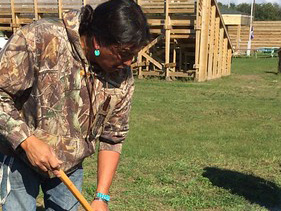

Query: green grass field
[41,57,281,210]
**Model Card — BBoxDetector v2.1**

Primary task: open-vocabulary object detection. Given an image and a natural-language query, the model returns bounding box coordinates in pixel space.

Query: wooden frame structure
[0,0,104,32]
[224,17,281,53]
[134,0,233,81]
[0,0,233,82]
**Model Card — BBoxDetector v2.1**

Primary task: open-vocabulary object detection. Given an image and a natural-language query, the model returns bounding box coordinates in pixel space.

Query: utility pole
[246,0,255,56]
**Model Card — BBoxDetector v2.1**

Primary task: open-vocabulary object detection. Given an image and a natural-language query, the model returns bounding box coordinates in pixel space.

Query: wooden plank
[222,38,228,76]
[141,71,163,76]
[142,52,163,70]
[197,0,210,82]
[207,5,216,80]
[58,0,62,19]
[217,28,224,78]
[212,16,220,78]
[34,0,38,20]
[169,71,195,77]
[140,34,164,53]
[165,0,171,79]
[0,26,12,31]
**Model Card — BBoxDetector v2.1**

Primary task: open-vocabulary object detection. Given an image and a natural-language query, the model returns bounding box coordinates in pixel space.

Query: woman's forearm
[96,150,120,194]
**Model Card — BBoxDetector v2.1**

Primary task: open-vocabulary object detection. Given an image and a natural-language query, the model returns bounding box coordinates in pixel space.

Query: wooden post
[58,0,63,19]
[137,52,143,79]
[194,0,202,79]
[10,0,16,31]
[172,40,177,73]
[179,48,182,72]
[212,17,220,78]
[222,38,228,76]
[34,0,39,20]
[207,5,216,80]
[197,0,211,82]
[165,0,171,80]
[278,48,281,73]
[217,28,224,78]
[227,48,232,75]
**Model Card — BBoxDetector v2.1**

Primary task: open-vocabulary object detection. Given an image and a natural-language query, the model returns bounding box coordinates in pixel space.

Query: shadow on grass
[202,167,281,210]
[265,71,279,75]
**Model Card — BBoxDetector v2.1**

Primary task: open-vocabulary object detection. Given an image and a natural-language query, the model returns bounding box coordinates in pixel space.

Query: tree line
[218,2,281,21]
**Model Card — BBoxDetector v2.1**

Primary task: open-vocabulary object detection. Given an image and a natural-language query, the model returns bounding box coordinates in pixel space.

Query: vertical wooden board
[172,42,176,72]
[137,52,143,79]
[198,0,211,82]
[212,17,220,79]
[34,0,39,20]
[217,28,224,78]
[194,0,202,79]
[207,5,216,80]
[227,48,232,75]
[179,48,182,71]
[165,0,170,79]
[221,38,228,76]
[165,20,171,78]
[10,0,16,29]
[58,0,62,19]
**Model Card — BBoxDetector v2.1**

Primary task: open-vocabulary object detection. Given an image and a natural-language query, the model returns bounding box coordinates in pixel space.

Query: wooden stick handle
[58,169,94,211]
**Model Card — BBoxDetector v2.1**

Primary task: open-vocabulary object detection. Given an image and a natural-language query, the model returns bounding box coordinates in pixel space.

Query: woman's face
[87,37,140,72]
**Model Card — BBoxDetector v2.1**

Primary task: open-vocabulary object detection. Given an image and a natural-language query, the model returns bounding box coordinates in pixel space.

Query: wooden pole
[58,0,62,19]
[10,0,16,31]
[217,28,224,78]
[165,0,171,80]
[137,52,143,79]
[278,48,281,73]
[194,0,202,79]
[34,0,39,20]
[59,170,94,211]
[213,17,220,78]
[222,38,228,76]
[207,5,216,80]
[198,0,211,82]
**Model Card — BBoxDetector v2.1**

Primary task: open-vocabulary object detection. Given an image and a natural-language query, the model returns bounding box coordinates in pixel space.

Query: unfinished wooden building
[0,0,233,82]
[224,15,281,53]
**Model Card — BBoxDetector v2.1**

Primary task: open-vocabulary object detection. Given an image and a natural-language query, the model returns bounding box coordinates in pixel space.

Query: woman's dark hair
[79,0,150,49]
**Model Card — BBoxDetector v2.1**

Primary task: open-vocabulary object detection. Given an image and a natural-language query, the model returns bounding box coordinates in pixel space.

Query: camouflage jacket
[0,10,134,173]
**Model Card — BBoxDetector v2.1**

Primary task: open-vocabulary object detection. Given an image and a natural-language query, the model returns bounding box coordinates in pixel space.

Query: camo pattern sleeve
[99,71,135,154]
[0,28,35,150]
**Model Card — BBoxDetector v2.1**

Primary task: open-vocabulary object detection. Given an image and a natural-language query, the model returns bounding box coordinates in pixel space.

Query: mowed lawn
[42,57,281,211]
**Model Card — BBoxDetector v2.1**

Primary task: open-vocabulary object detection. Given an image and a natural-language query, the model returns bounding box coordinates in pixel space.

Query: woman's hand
[20,135,62,176]
[90,200,109,211]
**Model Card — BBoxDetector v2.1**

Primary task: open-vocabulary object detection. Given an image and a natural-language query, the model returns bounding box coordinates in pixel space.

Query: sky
[217,0,281,5]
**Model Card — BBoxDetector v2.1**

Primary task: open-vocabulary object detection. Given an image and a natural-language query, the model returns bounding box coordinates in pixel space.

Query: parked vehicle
[0,36,8,51]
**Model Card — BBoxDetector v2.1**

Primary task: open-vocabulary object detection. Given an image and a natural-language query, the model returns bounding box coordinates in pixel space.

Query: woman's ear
[92,36,100,50]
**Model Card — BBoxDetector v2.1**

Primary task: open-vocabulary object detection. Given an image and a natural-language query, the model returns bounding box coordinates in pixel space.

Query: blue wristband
[96,192,110,202]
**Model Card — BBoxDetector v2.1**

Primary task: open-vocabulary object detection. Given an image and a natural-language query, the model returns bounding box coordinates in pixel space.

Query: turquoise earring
[94,49,100,57]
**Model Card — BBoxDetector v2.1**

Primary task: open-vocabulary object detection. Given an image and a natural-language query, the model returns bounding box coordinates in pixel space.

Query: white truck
[0,36,8,51]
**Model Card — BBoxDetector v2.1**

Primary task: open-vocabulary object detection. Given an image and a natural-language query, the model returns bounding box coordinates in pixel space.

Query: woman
[0,0,150,210]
